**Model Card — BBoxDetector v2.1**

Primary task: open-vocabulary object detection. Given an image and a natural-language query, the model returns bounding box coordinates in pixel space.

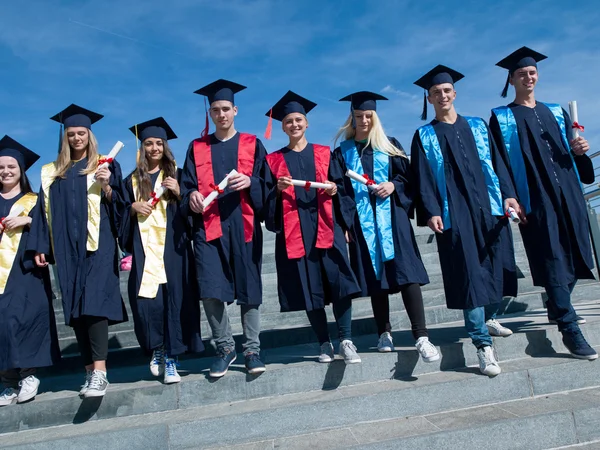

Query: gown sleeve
[106,160,125,237]
[330,147,356,232]
[487,122,517,201]
[180,141,198,217]
[410,131,442,226]
[25,186,55,264]
[389,138,414,214]
[563,108,595,184]
[117,175,135,254]
[21,203,41,272]
[248,138,274,222]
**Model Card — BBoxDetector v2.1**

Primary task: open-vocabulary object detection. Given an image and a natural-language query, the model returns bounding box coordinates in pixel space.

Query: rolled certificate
[0,205,25,231]
[345,169,379,190]
[290,179,331,190]
[568,101,584,139]
[202,169,238,210]
[505,207,520,224]
[147,186,166,206]
[94,141,125,181]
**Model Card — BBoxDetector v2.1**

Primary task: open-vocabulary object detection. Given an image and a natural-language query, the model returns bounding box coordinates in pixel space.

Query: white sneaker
[79,370,93,397]
[377,332,394,352]
[164,357,181,384]
[415,337,440,362]
[339,340,361,364]
[318,342,335,363]
[84,370,109,398]
[150,347,165,377]
[477,346,501,377]
[486,319,513,337]
[0,388,18,406]
[17,376,40,403]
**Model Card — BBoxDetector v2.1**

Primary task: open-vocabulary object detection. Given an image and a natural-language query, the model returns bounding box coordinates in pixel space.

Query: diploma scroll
[95,141,125,181]
[345,169,379,190]
[290,179,331,190]
[505,207,521,224]
[147,186,166,206]
[201,169,238,209]
[568,101,584,140]
[0,205,25,232]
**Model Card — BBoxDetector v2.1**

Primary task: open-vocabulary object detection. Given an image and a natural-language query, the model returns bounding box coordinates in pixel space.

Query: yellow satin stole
[0,193,39,294]
[40,157,103,254]
[131,171,168,298]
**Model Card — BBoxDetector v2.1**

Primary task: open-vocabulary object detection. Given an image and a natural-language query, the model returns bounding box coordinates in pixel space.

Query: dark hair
[0,160,33,194]
[135,139,177,203]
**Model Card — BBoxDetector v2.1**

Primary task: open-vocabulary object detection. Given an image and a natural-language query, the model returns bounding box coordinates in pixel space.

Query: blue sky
[1,0,599,189]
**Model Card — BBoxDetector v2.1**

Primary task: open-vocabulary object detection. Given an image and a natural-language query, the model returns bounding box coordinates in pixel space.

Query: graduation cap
[0,135,40,172]
[129,117,177,142]
[193,79,247,138]
[338,91,388,130]
[50,104,104,129]
[413,65,465,121]
[496,46,548,97]
[264,90,317,140]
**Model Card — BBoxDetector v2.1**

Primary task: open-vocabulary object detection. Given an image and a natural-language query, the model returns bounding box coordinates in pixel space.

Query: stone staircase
[1,223,599,449]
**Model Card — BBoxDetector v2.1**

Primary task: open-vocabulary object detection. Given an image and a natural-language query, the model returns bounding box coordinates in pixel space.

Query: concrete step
[2,301,599,438]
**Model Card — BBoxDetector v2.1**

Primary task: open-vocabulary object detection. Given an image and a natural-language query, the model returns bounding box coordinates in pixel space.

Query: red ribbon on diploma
[98,157,114,165]
[572,122,585,132]
[0,217,5,226]
[210,183,224,194]
[149,192,160,207]
[362,174,376,186]
[304,181,312,191]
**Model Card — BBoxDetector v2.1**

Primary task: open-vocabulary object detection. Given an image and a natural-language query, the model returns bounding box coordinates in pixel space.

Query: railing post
[588,203,600,273]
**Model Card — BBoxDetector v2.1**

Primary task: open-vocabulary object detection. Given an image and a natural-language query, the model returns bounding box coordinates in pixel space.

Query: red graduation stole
[193,133,256,243]
[266,144,334,259]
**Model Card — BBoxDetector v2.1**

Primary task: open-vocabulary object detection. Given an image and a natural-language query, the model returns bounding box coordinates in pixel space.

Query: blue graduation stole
[341,139,394,280]
[418,117,503,230]
[492,103,581,214]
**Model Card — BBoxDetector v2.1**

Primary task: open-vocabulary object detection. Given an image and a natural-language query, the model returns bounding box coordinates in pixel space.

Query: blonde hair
[334,110,406,158]
[53,129,100,179]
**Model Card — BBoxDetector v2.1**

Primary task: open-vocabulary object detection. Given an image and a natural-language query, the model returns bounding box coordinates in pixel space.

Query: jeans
[545,281,578,332]
[202,298,261,355]
[463,303,500,348]
[306,296,353,345]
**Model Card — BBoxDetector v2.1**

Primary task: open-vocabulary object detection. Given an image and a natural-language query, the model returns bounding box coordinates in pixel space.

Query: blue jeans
[463,303,500,349]
[545,281,578,332]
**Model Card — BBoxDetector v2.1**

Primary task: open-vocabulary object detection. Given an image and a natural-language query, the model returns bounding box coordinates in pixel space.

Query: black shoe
[209,349,237,378]
[548,315,586,325]
[245,353,266,375]
[562,329,598,360]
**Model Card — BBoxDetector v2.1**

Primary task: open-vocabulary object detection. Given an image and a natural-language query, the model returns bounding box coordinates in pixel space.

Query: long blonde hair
[334,110,406,158]
[52,129,100,179]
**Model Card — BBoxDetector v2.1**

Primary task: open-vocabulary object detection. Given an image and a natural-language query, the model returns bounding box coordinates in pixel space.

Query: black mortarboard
[496,46,548,97]
[0,135,40,171]
[413,65,464,120]
[339,91,388,112]
[50,104,104,129]
[129,117,177,142]
[194,79,247,105]
[266,91,317,122]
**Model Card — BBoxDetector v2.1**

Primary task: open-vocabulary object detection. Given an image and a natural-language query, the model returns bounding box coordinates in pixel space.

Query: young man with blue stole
[411,65,520,376]
[489,47,597,361]
[181,79,272,377]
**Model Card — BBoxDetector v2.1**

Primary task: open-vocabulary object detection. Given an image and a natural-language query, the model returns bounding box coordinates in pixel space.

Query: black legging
[306,296,353,345]
[72,316,109,365]
[371,283,428,340]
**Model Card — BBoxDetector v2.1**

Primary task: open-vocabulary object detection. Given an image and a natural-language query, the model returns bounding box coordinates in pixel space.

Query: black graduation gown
[265,144,360,312]
[0,193,60,370]
[411,115,518,310]
[180,132,273,305]
[333,137,430,296]
[27,158,128,326]
[489,103,595,288]
[118,169,204,356]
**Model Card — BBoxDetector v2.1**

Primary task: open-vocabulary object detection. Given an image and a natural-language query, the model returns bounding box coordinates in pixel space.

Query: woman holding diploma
[0,136,60,406]
[119,118,203,384]
[333,92,439,362]
[29,104,127,398]
[264,91,362,364]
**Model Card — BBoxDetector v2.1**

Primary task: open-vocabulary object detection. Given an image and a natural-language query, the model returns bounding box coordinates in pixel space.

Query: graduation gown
[27,158,127,326]
[0,193,60,370]
[333,138,430,296]
[490,103,595,288]
[265,144,360,312]
[180,132,272,305]
[411,116,518,310]
[118,169,203,356]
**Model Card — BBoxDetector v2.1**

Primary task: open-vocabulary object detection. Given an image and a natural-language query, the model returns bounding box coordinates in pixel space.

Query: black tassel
[57,123,63,154]
[501,73,510,98]
[420,91,428,121]
[350,100,356,129]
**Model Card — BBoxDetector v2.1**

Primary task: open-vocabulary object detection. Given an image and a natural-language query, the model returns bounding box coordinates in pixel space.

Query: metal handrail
[590,151,600,160]
[585,188,600,200]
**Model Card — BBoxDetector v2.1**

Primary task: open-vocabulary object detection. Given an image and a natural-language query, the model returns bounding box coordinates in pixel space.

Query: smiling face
[428,83,456,115]
[209,100,238,132]
[66,127,89,152]
[143,137,164,164]
[0,155,21,190]
[282,112,307,139]
[510,66,538,96]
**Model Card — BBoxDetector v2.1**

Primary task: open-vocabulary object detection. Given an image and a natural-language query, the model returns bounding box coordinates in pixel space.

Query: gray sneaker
[0,388,18,406]
[79,370,93,397]
[84,370,109,398]
[318,342,335,363]
[377,332,394,352]
[339,340,361,364]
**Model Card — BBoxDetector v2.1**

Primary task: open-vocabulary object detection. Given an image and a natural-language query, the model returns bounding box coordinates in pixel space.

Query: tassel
[200,97,209,139]
[350,100,356,129]
[135,124,140,164]
[420,91,428,121]
[501,73,510,98]
[264,108,273,140]
[57,122,63,154]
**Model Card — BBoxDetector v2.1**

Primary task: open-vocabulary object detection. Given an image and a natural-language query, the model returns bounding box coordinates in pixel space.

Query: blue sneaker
[245,353,266,375]
[562,329,598,360]
[209,348,237,378]
[164,356,181,384]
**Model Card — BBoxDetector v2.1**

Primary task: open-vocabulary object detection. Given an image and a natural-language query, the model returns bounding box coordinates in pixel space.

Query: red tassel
[264,108,273,140]
[201,97,209,139]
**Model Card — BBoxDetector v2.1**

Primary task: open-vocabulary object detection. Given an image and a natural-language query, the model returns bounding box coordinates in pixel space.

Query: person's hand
[345,230,352,243]
[95,166,112,190]
[35,253,48,267]
[190,191,205,214]
[161,177,180,197]
[570,136,589,156]
[427,216,444,233]
[504,198,527,224]
[1,216,31,231]
[277,176,293,193]
[324,181,337,197]
[373,181,395,199]
[132,202,153,217]
[228,172,251,191]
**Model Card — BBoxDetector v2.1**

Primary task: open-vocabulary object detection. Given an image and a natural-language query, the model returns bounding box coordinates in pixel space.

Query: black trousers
[371,283,428,340]
[0,368,36,389]
[72,316,109,366]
